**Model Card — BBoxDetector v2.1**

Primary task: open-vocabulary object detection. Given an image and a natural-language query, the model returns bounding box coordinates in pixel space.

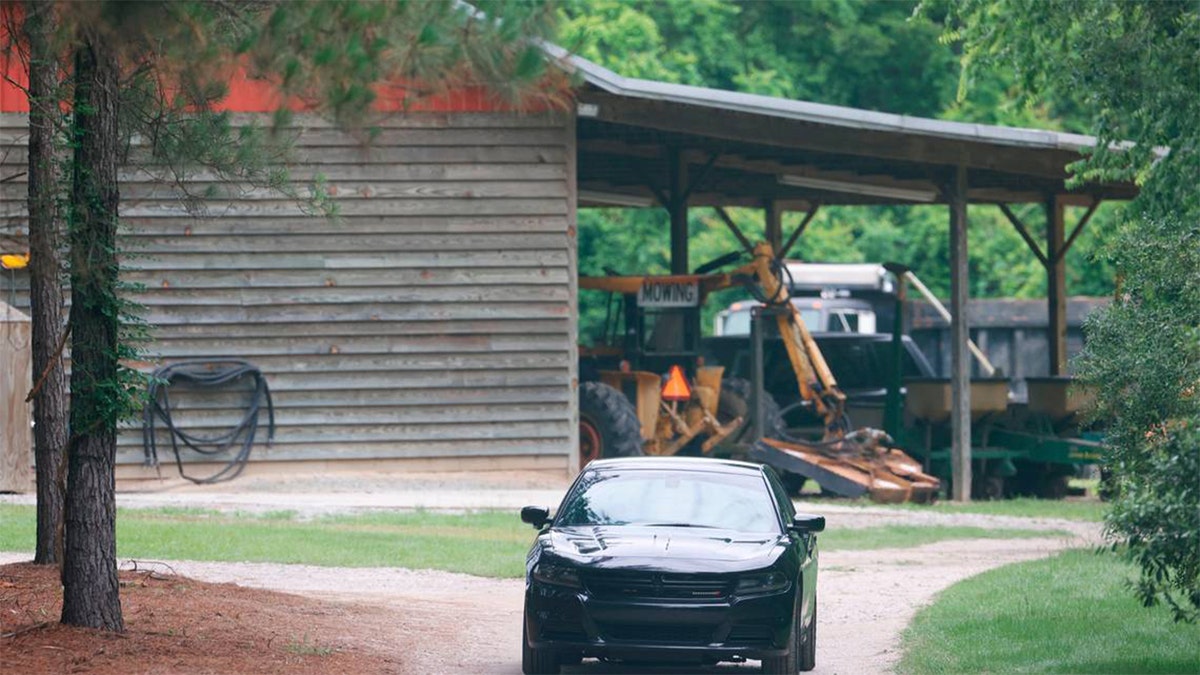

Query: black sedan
[520,457,823,674]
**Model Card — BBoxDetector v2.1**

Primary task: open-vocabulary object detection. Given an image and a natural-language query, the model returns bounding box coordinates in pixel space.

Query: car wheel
[522,619,560,675]
[760,598,801,674]
[578,381,644,472]
[799,598,816,672]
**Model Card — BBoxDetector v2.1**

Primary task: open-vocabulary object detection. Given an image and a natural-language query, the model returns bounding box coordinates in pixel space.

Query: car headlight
[735,571,790,595]
[532,563,582,589]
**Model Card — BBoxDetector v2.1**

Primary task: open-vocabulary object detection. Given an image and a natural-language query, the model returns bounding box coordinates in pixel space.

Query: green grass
[836,497,1107,522]
[897,549,1200,674]
[0,505,1062,578]
[818,525,1069,551]
[0,504,532,578]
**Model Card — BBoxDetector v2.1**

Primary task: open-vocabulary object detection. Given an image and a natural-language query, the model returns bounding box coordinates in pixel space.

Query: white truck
[713,262,894,336]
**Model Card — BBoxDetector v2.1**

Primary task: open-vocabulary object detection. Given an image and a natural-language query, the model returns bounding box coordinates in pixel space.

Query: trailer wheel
[1037,473,1070,500]
[718,377,787,445]
[972,475,1006,501]
[578,381,643,471]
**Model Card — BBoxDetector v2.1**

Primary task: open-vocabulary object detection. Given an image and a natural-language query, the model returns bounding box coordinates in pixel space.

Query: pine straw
[0,562,402,674]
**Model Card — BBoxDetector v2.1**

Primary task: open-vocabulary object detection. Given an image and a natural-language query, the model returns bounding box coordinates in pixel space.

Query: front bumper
[524,580,795,662]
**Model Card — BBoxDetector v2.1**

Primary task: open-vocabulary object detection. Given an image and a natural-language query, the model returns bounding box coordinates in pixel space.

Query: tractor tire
[578,381,644,471]
[718,377,788,447]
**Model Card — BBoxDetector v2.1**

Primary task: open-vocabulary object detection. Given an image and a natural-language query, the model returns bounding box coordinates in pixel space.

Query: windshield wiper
[639,522,716,528]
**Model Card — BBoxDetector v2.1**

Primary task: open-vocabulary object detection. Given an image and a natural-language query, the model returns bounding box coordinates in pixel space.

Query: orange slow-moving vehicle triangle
[661,365,692,402]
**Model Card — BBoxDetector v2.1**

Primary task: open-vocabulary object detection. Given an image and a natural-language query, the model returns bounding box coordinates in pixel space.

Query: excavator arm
[581,244,849,439]
[732,243,849,439]
[726,243,941,502]
[578,246,940,502]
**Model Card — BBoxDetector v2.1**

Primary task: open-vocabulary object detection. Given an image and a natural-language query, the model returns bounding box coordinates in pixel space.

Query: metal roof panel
[544,43,1097,154]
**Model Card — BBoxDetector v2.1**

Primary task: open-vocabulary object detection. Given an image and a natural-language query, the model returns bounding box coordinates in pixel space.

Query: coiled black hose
[142,359,275,484]
[745,255,795,306]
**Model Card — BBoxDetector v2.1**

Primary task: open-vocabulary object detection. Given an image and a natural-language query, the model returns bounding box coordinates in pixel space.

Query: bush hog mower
[578,243,940,503]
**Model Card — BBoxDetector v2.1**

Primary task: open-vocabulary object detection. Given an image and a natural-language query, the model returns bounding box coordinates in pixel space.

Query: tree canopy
[6,0,559,631]
[559,0,1121,341]
[954,0,1199,621]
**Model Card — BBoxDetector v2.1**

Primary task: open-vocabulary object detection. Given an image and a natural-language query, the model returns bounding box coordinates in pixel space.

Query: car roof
[584,456,767,476]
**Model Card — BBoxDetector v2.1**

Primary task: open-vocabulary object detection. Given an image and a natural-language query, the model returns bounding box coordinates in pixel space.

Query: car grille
[599,622,713,645]
[584,571,731,601]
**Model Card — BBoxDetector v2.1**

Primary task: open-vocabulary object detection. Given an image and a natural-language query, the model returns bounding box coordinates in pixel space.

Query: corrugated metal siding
[0,112,577,469]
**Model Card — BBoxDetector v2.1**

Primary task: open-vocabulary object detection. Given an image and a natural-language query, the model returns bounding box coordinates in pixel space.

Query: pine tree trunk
[61,34,123,632]
[25,0,68,568]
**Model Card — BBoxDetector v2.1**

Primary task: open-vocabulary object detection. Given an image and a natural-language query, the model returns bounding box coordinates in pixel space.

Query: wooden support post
[764,199,783,255]
[948,166,972,502]
[1046,195,1067,376]
[668,147,688,274]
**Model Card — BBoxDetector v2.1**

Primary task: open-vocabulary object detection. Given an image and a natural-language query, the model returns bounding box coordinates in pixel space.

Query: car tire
[578,381,644,471]
[522,619,560,675]
[799,598,816,672]
[761,597,801,674]
[718,377,787,446]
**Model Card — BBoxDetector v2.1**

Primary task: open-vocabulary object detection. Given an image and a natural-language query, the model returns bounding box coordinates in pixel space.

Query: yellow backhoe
[578,242,940,503]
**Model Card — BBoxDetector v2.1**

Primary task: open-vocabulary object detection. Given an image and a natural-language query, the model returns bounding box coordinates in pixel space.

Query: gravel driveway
[1,473,1101,674]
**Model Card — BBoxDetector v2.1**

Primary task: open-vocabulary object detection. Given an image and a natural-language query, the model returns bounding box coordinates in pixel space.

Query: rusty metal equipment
[579,243,940,503]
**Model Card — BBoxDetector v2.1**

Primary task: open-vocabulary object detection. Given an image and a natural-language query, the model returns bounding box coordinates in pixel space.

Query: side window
[830,311,859,333]
[762,467,796,523]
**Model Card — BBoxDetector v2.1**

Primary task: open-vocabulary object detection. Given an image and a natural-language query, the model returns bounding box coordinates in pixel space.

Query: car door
[764,467,817,627]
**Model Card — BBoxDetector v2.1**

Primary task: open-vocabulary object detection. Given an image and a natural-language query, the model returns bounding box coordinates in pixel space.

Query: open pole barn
[0,38,1137,496]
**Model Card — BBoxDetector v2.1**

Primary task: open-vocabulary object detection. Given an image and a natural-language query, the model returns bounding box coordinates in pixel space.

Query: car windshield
[556,469,781,533]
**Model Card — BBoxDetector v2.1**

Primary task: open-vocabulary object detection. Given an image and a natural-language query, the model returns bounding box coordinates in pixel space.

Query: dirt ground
[0,561,402,674]
[0,473,1102,674]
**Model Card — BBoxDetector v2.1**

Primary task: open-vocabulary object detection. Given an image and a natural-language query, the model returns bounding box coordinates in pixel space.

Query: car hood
[544,525,785,573]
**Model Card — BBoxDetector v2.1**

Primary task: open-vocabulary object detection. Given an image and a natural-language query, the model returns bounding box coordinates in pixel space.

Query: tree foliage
[560,0,1121,342]
[953,0,1200,621]
[9,0,559,631]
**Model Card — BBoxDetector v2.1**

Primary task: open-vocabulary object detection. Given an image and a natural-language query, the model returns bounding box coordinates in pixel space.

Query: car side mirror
[521,506,551,529]
[789,513,825,534]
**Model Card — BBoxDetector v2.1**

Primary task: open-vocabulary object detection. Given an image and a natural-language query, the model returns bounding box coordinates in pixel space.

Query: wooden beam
[713,206,756,254]
[684,150,943,196]
[680,152,719,203]
[948,165,972,502]
[578,138,662,159]
[687,195,815,209]
[1046,195,1067,376]
[778,203,820,260]
[764,199,783,253]
[1054,199,1100,264]
[578,139,1131,204]
[973,189,1102,206]
[630,163,670,208]
[998,203,1049,267]
[668,147,689,274]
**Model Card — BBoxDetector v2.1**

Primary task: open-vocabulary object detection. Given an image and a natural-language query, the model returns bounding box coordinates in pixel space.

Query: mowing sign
[638,279,699,308]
